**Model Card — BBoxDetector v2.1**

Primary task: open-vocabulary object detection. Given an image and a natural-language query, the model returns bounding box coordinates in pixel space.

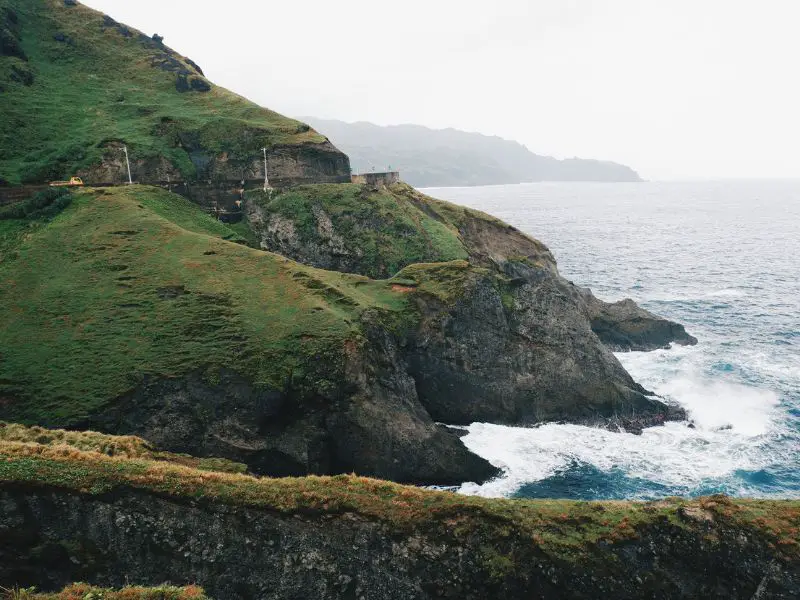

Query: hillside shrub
[0,187,72,220]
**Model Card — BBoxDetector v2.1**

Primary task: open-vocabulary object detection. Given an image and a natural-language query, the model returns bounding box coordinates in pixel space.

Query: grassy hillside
[246,182,554,278]
[0,0,324,184]
[0,185,409,425]
[248,183,469,277]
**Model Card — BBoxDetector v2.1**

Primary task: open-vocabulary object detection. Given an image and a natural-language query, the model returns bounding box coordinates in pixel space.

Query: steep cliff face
[398,264,679,431]
[1,446,797,600]
[0,181,696,484]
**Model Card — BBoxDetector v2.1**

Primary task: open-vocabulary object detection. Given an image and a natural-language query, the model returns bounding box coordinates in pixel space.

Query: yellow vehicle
[49,177,84,187]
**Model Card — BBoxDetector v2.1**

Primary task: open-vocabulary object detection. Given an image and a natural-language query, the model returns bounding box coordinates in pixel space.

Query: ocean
[423,180,800,500]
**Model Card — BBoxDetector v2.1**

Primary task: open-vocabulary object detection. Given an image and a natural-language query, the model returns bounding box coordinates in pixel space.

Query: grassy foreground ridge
[1,437,798,561]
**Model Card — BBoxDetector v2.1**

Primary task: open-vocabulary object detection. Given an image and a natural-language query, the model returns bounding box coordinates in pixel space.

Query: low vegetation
[0,0,323,184]
[1,583,209,600]
[0,186,410,425]
[1,439,798,561]
[247,183,469,278]
[0,188,72,220]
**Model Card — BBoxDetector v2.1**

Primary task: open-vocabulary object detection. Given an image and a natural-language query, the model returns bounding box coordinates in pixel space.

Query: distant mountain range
[301,118,642,187]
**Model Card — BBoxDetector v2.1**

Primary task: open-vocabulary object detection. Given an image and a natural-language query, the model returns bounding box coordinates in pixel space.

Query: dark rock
[2,487,798,600]
[53,32,74,45]
[152,55,184,72]
[9,64,33,86]
[63,0,77,6]
[185,57,204,75]
[152,33,164,44]
[80,366,498,486]
[401,264,672,429]
[101,15,117,27]
[175,73,211,93]
[0,27,25,60]
[190,77,211,92]
[174,74,190,93]
[581,290,698,351]
[118,26,132,38]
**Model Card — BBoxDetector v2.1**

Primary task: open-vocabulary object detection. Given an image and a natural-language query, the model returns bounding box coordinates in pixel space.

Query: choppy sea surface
[423,181,800,500]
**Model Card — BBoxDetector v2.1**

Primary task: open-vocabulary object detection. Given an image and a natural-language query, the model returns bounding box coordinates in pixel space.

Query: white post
[262,148,269,192]
[123,145,133,185]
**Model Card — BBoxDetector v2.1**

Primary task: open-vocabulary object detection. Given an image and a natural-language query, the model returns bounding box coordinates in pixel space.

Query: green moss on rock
[246,183,469,278]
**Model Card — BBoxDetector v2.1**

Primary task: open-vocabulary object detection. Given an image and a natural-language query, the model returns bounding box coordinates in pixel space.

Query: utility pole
[262,147,269,192]
[123,145,133,185]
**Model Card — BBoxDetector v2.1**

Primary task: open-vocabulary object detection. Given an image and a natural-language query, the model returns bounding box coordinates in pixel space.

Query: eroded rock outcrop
[580,290,698,351]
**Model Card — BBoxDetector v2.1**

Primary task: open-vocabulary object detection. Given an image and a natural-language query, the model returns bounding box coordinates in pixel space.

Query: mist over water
[424,181,800,500]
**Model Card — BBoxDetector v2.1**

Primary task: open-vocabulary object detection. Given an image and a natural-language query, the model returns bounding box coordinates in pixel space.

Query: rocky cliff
[0,0,698,487]
[1,442,798,600]
[247,182,695,431]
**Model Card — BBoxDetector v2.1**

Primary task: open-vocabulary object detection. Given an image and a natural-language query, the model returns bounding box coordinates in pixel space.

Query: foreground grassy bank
[2,428,798,598]
[1,439,798,560]
[3,583,208,600]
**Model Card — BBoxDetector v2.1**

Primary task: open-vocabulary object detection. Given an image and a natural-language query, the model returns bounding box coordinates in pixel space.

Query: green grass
[248,183,469,278]
[1,440,798,562]
[390,260,487,305]
[0,0,324,184]
[247,181,555,280]
[2,583,209,600]
[0,185,409,425]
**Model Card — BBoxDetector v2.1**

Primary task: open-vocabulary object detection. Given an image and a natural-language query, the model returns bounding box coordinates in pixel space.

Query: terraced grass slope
[0,185,405,425]
[0,0,331,185]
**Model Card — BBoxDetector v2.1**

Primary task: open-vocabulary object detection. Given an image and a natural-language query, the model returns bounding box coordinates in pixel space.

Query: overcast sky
[82,0,799,180]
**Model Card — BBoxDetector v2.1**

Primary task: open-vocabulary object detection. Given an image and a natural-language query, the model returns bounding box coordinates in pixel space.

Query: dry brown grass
[1,582,209,599]
[0,423,247,474]
[1,438,798,562]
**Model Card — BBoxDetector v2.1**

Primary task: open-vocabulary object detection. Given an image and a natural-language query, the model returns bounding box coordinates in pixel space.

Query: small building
[351,171,400,187]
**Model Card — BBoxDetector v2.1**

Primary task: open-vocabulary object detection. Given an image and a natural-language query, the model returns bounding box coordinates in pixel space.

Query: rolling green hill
[0,0,326,185]
[0,186,405,425]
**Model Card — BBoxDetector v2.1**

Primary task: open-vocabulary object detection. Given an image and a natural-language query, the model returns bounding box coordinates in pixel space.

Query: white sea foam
[458,346,784,498]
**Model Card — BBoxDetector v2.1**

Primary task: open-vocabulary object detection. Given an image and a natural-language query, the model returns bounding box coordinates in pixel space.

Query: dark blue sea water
[424,181,800,500]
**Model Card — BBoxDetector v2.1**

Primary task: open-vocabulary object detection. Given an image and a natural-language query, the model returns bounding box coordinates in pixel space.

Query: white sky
[82,0,800,180]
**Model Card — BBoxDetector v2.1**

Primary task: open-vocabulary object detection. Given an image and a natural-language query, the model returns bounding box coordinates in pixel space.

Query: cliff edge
[1,436,797,600]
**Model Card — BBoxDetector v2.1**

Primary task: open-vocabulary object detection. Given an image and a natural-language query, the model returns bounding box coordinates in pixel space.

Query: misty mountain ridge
[302,117,642,187]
